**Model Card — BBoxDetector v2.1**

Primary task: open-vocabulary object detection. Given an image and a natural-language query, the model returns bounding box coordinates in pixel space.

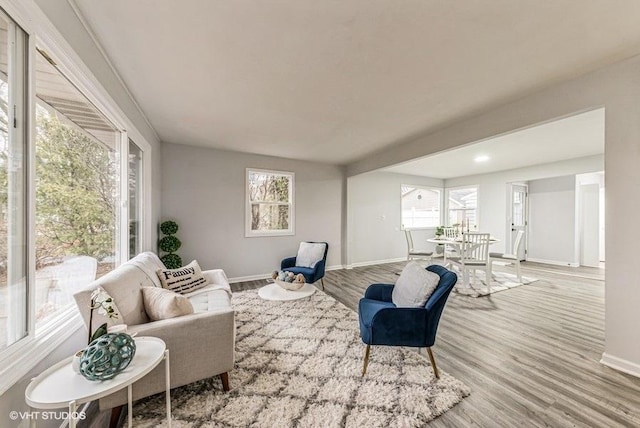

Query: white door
[580,183,600,267]
[510,184,528,261]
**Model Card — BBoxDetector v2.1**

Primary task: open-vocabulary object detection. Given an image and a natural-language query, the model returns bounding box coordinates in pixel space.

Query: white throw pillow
[392,262,440,308]
[142,286,194,321]
[156,260,208,294]
[296,242,326,268]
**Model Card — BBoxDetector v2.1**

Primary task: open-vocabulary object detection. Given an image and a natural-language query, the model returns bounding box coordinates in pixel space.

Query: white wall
[161,143,344,280]
[347,53,640,376]
[444,155,603,255]
[527,175,578,265]
[347,171,443,266]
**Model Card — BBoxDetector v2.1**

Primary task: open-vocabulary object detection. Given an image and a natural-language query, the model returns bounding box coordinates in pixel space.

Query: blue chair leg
[320,278,325,290]
[362,344,371,376]
[427,347,440,379]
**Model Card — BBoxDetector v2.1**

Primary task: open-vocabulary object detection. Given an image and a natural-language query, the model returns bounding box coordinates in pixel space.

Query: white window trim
[400,184,444,230]
[245,168,295,237]
[445,184,480,229]
[0,0,155,395]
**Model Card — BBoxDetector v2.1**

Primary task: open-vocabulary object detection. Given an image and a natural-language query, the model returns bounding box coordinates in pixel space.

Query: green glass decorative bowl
[80,333,136,381]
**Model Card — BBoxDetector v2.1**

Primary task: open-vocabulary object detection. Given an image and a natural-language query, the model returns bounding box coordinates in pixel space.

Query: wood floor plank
[232,261,640,427]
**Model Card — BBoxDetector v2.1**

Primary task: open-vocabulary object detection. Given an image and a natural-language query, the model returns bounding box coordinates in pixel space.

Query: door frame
[506,182,529,261]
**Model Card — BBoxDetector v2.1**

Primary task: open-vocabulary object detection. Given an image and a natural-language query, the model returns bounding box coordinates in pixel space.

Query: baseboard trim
[526,257,579,268]
[347,257,406,269]
[600,352,640,378]
[228,264,345,284]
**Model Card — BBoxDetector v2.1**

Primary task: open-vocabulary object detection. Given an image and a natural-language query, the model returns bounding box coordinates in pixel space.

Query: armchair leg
[220,372,230,391]
[320,278,325,290]
[362,344,371,376]
[109,405,123,428]
[427,347,440,379]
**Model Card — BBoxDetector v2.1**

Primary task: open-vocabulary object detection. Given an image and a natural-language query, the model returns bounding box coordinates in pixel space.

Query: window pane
[250,204,289,231]
[129,139,142,258]
[34,50,119,329]
[0,16,28,352]
[248,171,290,203]
[447,187,478,229]
[401,185,440,228]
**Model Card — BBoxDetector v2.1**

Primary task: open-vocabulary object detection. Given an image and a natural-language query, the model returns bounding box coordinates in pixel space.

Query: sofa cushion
[142,287,194,321]
[296,242,326,268]
[392,262,440,308]
[157,260,208,294]
[128,251,165,288]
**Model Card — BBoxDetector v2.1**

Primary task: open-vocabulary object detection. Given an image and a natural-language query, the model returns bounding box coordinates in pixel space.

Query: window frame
[245,168,295,237]
[445,185,479,229]
[400,184,444,230]
[0,0,155,395]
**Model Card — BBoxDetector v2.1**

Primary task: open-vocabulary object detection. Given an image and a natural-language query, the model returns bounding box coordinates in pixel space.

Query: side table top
[25,336,166,409]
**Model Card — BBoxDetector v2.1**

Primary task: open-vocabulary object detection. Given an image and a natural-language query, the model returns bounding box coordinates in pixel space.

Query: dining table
[427,235,500,263]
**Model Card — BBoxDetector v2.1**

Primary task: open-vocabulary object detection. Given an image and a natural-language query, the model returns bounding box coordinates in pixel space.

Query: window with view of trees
[33,49,119,330]
[246,169,294,236]
[401,185,441,229]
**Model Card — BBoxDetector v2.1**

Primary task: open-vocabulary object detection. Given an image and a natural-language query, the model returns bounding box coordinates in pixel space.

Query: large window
[447,186,478,229]
[246,169,294,237]
[401,185,441,228]
[34,49,119,330]
[0,13,28,354]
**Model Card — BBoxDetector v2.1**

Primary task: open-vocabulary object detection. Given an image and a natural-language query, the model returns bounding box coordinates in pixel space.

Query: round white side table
[25,336,171,428]
[258,282,316,301]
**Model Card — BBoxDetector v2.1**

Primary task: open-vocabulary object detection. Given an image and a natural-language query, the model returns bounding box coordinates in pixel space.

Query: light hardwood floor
[233,261,640,427]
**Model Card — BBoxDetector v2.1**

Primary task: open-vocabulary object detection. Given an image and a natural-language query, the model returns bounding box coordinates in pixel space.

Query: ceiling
[71,1,640,165]
[384,108,605,179]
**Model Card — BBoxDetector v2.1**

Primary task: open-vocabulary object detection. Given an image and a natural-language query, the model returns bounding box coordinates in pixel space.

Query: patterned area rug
[132,289,470,427]
[452,270,538,297]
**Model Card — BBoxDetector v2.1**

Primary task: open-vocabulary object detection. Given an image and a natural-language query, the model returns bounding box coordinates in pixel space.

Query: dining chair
[490,230,524,282]
[404,229,433,261]
[441,226,459,260]
[447,232,491,291]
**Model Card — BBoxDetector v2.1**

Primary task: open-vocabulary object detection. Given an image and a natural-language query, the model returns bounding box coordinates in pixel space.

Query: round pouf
[80,333,137,381]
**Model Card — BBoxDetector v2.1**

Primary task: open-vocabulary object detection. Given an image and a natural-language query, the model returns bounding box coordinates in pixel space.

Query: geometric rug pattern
[451,270,538,298]
[132,288,470,427]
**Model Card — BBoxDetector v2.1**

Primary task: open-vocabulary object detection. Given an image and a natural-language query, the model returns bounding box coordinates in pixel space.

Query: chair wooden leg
[320,278,325,290]
[515,260,522,282]
[362,344,371,376]
[109,405,123,428]
[220,372,230,392]
[426,347,440,379]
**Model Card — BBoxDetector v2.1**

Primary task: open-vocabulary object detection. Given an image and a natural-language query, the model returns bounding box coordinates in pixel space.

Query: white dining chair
[404,229,433,261]
[447,232,491,291]
[490,230,524,282]
[441,227,459,259]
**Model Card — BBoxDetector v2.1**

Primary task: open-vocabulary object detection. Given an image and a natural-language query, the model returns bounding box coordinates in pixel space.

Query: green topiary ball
[161,253,183,269]
[160,220,179,235]
[159,235,182,253]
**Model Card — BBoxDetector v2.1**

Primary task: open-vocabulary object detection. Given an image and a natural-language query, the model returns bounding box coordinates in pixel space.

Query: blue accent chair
[281,242,329,289]
[358,264,457,378]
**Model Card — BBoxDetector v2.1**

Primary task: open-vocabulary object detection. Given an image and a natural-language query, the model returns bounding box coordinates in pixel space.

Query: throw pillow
[296,242,326,268]
[142,286,194,321]
[392,262,440,308]
[157,260,208,294]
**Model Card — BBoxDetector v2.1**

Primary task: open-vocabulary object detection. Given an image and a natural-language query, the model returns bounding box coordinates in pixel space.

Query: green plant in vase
[159,220,182,268]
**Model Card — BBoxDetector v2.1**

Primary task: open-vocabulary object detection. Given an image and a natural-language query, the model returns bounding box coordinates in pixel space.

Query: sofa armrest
[202,268,230,287]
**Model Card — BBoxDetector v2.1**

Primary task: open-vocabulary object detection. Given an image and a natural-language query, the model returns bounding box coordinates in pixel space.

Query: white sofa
[73,252,235,410]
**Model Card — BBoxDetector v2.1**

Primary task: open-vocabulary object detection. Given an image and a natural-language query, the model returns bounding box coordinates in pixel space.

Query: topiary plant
[159,235,182,253]
[158,220,182,268]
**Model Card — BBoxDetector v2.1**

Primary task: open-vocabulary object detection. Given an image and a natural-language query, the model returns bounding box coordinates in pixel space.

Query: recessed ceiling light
[474,155,490,163]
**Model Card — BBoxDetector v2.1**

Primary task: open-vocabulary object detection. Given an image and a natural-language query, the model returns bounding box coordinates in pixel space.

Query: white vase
[72,350,84,374]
